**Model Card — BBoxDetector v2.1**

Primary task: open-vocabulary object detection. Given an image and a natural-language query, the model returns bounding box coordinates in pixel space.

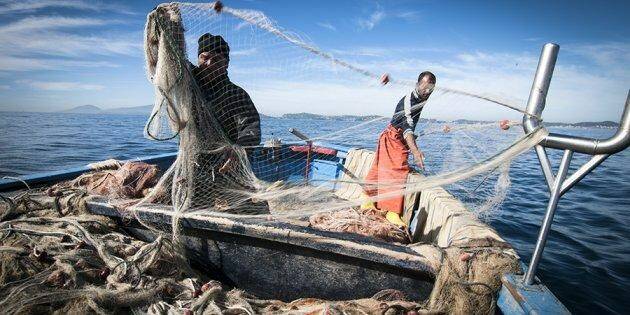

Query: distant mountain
[572,121,619,128]
[60,105,152,116]
[62,104,102,114]
[56,107,621,128]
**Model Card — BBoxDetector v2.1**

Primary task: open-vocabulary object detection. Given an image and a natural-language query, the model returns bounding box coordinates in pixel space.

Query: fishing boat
[0,142,554,311]
[1,45,628,314]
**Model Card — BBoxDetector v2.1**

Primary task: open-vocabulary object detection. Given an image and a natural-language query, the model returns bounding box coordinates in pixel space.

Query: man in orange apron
[363,71,436,227]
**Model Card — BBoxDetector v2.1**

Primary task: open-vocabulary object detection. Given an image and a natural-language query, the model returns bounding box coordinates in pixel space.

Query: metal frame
[522,43,630,285]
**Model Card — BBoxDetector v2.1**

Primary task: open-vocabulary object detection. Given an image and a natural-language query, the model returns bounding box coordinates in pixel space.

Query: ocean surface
[1,111,628,314]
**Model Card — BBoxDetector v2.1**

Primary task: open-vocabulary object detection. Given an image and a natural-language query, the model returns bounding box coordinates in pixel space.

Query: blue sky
[0,0,628,122]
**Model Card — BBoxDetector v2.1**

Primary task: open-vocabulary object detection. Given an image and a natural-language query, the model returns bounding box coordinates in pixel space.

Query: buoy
[499,119,510,130]
[380,73,390,85]
[213,1,224,13]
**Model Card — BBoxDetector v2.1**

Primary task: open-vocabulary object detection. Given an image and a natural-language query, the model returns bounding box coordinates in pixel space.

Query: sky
[0,0,628,122]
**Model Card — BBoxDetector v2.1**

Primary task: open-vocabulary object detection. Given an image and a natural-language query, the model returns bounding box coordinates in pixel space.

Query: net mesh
[137,2,546,231]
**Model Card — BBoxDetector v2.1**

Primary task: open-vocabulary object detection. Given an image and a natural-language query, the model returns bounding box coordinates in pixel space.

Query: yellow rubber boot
[360,193,376,210]
[386,211,406,227]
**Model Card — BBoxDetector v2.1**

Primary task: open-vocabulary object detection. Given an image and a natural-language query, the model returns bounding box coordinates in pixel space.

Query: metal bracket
[521,43,630,285]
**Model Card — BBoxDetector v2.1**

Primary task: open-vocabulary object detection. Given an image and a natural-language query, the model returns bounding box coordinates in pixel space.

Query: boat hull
[88,198,436,302]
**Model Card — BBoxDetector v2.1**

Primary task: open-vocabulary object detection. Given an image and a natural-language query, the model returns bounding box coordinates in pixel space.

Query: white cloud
[0,15,141,72]
[0,56,119,71]
[357,6,386,30]
[231,48,258,56]
[0,17,140,58]
[395,11,420,22]
[0,0,135,15]
[565,42,630,69]
[523,37,542,42]
[0,16,109,33]
[316,22,336,31]
[17,79,105,91]
[355,7,419,30]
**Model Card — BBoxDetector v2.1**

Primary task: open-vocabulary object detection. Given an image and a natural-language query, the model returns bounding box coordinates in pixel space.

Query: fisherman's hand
[414,150,425,170]
[198,52,211,67]
[219,147,236,174]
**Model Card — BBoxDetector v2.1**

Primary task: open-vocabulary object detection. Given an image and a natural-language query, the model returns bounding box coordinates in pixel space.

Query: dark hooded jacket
[191,64,262,147]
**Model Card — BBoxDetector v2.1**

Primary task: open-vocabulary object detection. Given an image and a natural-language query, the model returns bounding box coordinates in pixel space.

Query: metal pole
[541,90,630,155]
[524,149,573,285]
[535,145,555,191]
[560,154,609,196]
[523,43,559,133]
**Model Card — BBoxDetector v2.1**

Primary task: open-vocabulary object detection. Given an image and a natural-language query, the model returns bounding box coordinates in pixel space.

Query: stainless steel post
[524,149,573,285]
[519,43,630,286]
[535,145,555,190]
[523,44,559,195]
[523,43,559,133]
[560,154,609,196]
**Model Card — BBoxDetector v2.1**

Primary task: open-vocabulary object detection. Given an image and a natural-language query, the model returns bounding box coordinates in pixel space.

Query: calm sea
[0,111,628,314]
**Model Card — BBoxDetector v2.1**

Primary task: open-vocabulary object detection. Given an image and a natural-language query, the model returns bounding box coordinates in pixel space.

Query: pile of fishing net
[309,208,410,244]
[429,247,520,314]
[0,190,429,314]
[46,161,160,200]
[1,173,521,314]
[33,160,412,246]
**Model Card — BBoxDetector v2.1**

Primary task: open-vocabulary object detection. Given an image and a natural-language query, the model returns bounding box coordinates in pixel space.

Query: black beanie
[198,33,230,61]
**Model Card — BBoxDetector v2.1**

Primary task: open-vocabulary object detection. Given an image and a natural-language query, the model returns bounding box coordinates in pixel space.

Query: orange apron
[364,124,409,214]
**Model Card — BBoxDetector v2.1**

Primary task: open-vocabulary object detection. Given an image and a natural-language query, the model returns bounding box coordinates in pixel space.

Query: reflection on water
[0,111,628,314]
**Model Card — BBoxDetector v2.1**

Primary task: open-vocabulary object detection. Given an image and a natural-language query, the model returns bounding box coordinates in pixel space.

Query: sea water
[0,111,628,314]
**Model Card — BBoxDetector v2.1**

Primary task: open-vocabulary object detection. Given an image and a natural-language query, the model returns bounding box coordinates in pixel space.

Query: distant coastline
[1,106,619,128]
[59,104,153,116]
[273,112,620,128]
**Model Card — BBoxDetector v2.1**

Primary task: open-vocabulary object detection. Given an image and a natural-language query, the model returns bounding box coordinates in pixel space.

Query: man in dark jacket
[193,33,262,148]
[191,33,268,214]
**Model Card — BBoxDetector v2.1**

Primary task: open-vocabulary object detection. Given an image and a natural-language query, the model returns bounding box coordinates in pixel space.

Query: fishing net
[137,1,546,226]
[0,191,427,314]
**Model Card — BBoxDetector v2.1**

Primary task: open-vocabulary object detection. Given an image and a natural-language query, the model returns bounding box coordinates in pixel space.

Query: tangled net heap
[0,188,519,314]
[309,208,410,244]
[0,189,430,314]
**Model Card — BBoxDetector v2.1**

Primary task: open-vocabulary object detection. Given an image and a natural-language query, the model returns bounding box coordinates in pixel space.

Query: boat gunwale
[87,196,440,278]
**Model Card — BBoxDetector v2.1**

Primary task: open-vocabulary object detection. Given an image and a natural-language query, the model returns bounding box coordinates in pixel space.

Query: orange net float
[499,119,510,130]
[380,73,390,85]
